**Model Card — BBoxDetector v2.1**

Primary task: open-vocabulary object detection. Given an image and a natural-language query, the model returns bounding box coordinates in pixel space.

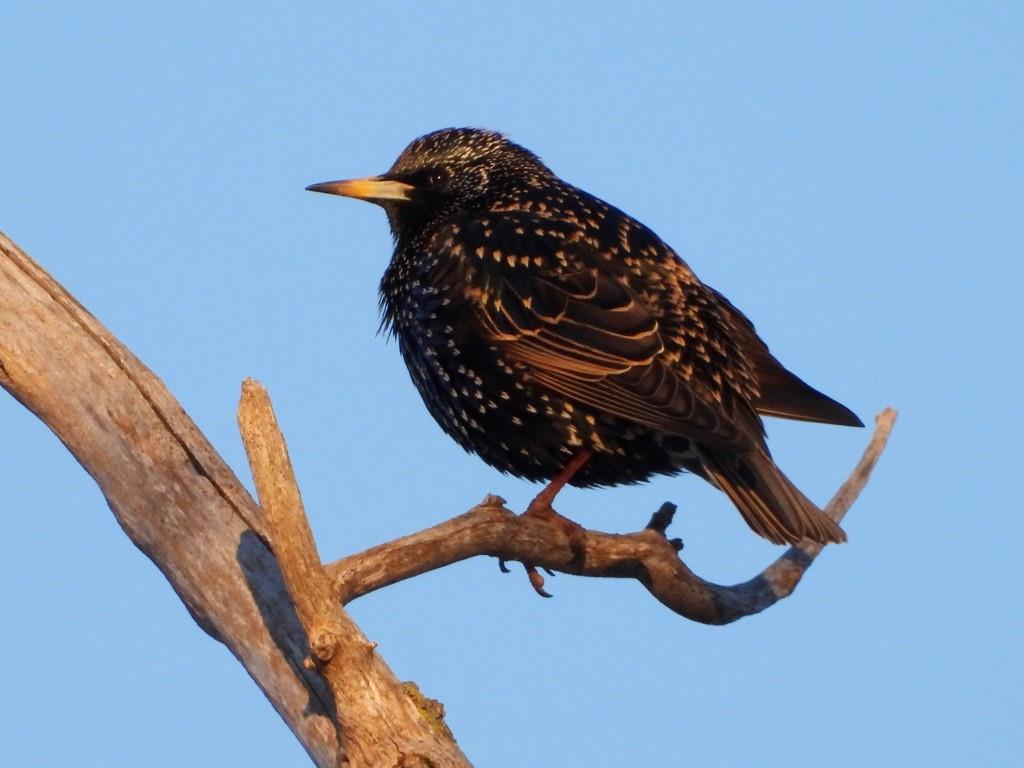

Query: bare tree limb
[0,231,467,768]
[327,410,896,624]
[238,380,468,767]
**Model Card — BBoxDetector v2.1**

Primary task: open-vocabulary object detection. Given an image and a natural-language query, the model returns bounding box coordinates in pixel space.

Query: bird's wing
[454,213,760,453]
[705,287,863,427]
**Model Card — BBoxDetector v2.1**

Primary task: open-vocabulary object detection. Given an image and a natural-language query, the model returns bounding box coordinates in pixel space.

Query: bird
[307,128,862,547]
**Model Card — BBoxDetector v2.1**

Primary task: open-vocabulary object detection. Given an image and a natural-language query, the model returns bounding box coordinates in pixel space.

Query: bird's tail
[699,447,846,545]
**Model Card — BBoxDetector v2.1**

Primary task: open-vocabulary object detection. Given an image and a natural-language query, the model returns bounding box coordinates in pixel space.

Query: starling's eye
[426,167,451,186]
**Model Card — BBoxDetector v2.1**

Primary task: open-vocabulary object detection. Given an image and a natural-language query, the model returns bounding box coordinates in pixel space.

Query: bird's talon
[526,565,552,598]
[497,558,511,573]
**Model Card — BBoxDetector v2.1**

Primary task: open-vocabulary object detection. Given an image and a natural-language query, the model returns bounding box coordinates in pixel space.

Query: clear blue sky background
[2,3,1020,766]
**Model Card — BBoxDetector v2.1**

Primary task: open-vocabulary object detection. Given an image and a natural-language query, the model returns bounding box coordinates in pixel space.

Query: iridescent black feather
[310,128,862,545]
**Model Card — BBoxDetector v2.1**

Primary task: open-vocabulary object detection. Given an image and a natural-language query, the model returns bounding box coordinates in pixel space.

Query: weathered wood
[0,231,468,768]
[238,380,469,767]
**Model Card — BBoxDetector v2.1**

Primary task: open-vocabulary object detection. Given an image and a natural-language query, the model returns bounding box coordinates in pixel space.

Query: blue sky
[2,3,1020,766]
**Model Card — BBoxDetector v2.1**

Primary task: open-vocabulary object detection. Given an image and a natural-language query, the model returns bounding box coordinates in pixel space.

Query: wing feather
[706,287,863,427]
[463,214,759,452]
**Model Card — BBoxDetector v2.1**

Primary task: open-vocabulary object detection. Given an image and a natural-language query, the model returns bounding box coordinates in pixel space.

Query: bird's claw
[525,564,552,598]
[497,558,554,595]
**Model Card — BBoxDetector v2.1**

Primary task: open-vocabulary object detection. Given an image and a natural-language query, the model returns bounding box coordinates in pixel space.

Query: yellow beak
[305,176,413,202]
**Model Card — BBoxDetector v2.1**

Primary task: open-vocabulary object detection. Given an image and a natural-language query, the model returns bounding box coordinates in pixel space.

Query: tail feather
[699,448,846,545]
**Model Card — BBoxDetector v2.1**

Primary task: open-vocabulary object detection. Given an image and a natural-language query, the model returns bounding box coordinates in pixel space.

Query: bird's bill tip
[305,176,412,202]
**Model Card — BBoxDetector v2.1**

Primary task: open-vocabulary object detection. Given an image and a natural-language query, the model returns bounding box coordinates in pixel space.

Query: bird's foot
[499,450,593,597]
[496,502,588,597]
[523,498,588,557]
[516,500,588,598]
[523,564,553,598]
[497,557,556,598]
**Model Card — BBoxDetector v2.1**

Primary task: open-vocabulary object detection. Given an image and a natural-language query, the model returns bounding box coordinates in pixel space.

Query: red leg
[526,449,592,517]
[519,450,592,597]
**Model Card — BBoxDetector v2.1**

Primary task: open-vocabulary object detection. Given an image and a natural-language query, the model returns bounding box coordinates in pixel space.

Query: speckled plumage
[308,128,862,545]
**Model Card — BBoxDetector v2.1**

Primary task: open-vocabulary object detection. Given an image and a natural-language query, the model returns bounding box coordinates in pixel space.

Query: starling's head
[307,128,553,240]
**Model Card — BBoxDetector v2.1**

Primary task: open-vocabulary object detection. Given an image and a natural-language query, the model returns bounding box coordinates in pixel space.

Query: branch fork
[237,379,469,767]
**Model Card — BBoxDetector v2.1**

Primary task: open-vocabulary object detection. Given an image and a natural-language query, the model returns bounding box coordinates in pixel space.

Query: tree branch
[238,380,468,766]
[327,410,895,624]
[0,231,467,768]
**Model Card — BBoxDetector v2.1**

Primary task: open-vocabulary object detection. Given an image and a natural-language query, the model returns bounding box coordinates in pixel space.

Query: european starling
[308,128,862,546]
